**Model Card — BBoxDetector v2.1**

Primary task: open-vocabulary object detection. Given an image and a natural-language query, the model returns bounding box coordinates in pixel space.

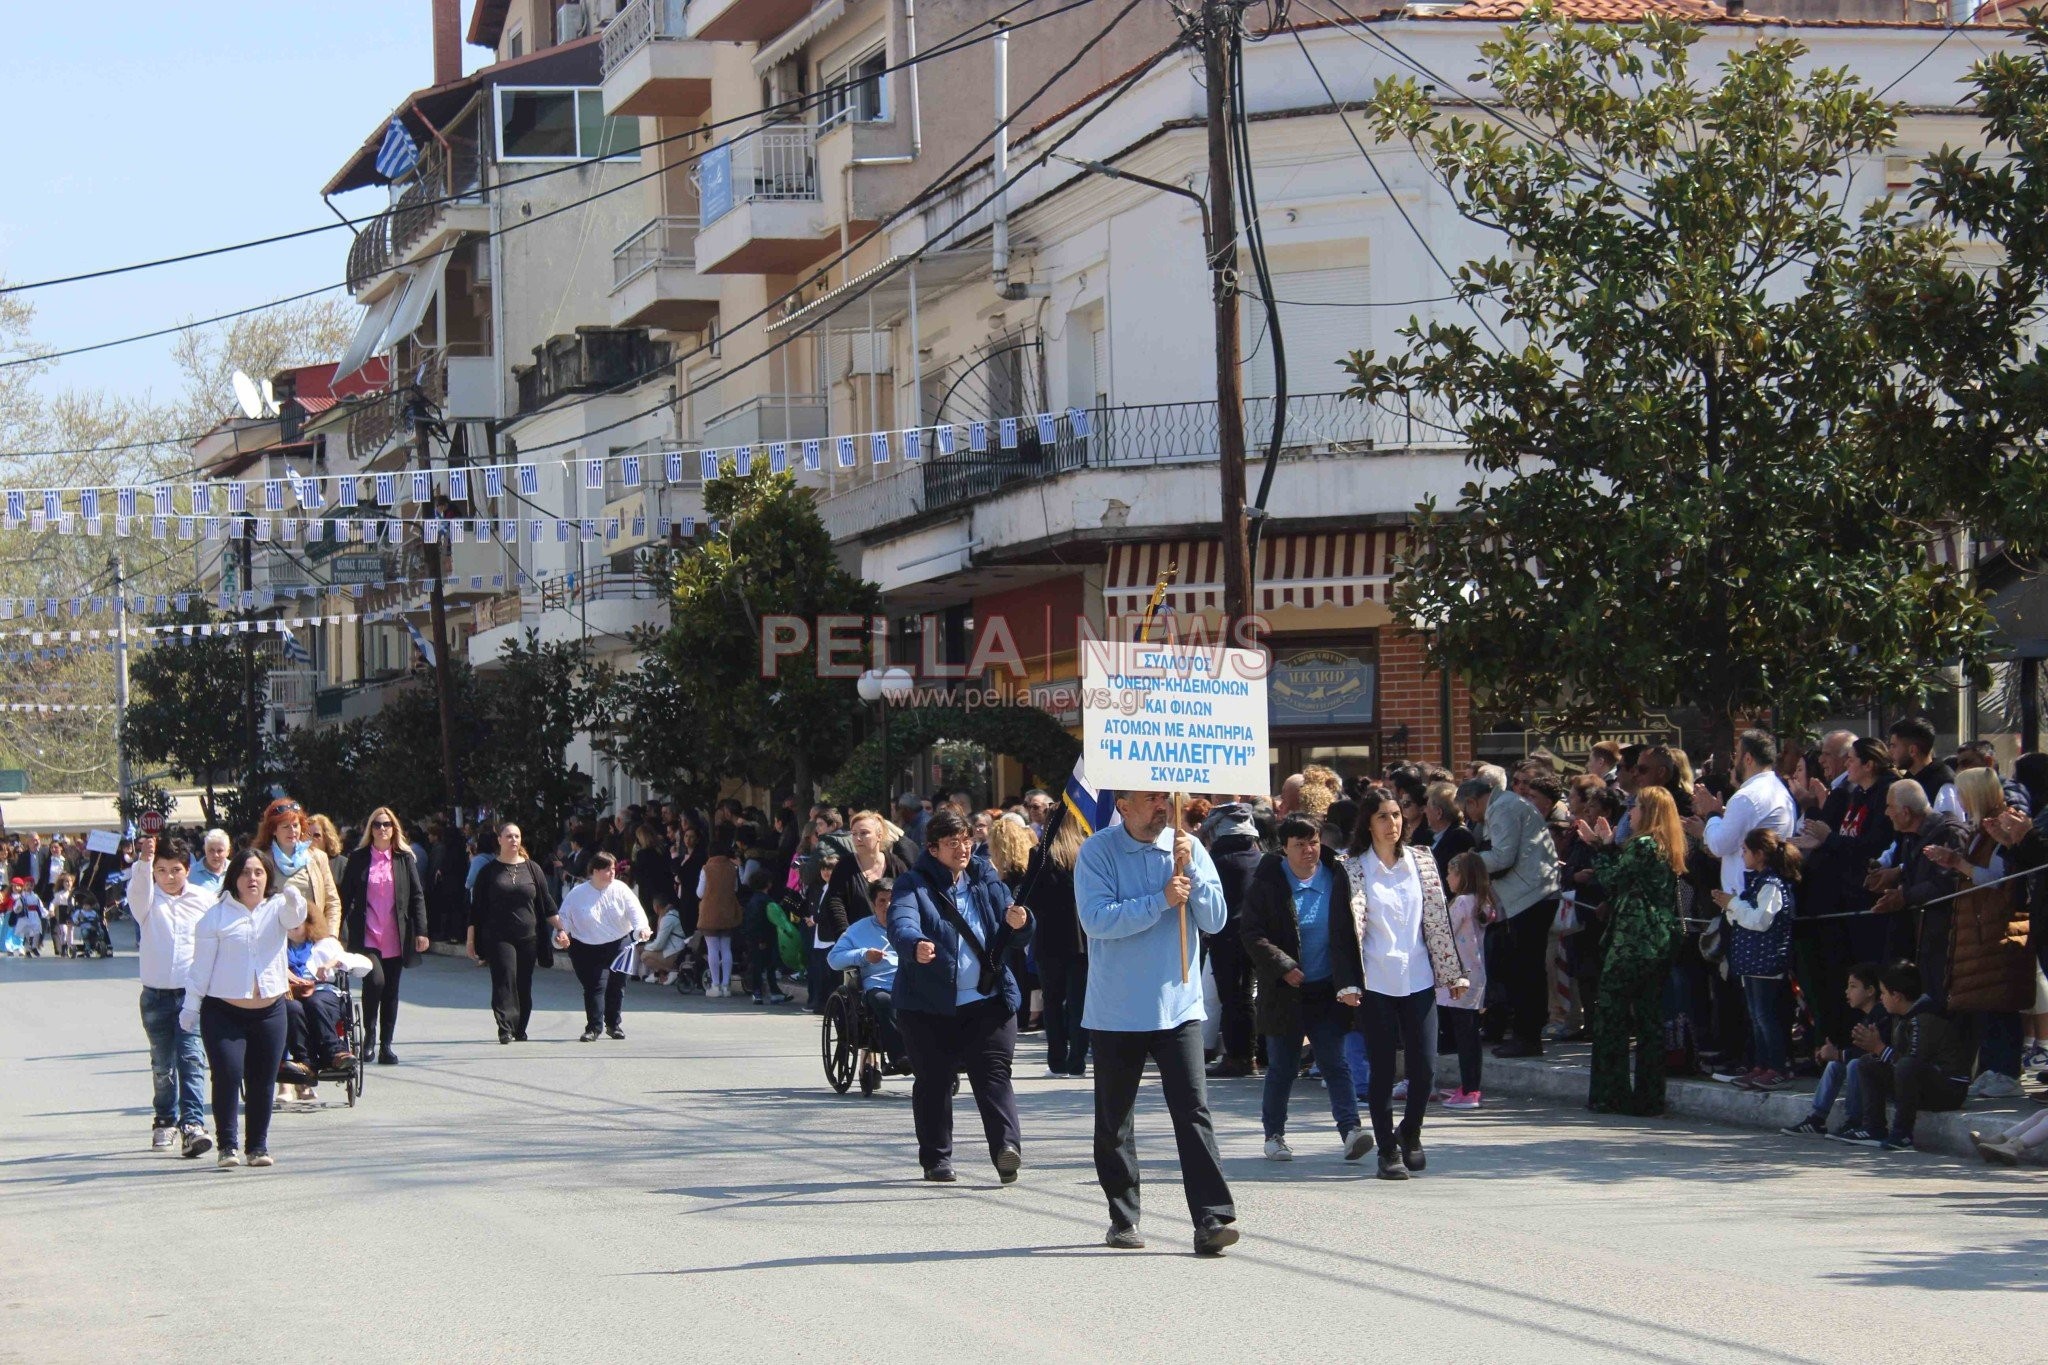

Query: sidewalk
[1477,1040,2040,1159]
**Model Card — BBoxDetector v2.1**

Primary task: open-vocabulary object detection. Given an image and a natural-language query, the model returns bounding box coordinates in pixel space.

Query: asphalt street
[1,940,2039,1364]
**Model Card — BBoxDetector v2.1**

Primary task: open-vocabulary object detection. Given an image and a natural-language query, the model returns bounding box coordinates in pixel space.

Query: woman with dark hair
[180,850,307,1168]
[630,822,675,908]
[1341,786,1468,1180]
[338,806,430,1065]
[674,819,707,933]
[1021,813,1090,1078]
[553,851,651,1041]
[465,823,559,1043]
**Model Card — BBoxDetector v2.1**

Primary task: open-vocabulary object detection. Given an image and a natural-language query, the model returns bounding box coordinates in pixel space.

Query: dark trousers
[1481,922,1510,1039]
[863,988,903,1058]
[1362,987,1436,1156]
[200,997,287,1155]
[1445,1006,1482,1094]
[568,935,629,1030]
[1038,950,1089,1074]
[1502,900,1558,1045]
[1206,932,1256,1062]
[285,989,344,1069]
[896,997,1020,1171]
[359,954,404,1050]
[483,937,537,1036]
[808,944,833,1011]
[1091,1020,1235,1232]
[1589,964,1666,1115]
[1859,1055,1968,1138]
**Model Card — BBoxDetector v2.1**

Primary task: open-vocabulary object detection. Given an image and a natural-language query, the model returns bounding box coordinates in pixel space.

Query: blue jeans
[140,986,206,1129]
[1809,1057,1864,1123]
[1343,1029,1371,1099]
[1741,975,1788,1072]
[1261,983,1360,1139]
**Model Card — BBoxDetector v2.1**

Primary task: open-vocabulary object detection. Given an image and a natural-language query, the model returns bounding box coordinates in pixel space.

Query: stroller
[68,901,113,959]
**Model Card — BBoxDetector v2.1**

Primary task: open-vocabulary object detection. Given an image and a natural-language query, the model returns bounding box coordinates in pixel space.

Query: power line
[0,0,1094,298]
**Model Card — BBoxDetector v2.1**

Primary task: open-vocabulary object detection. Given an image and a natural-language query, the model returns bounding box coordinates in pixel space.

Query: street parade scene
[6,0,2048,1360]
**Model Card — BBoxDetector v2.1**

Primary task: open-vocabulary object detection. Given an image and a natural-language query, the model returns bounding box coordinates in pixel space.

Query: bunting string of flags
[0,406,1099,534]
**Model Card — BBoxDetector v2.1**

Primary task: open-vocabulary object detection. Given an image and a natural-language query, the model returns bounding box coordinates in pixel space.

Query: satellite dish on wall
[231,370,267,420]
[260,377,278,416]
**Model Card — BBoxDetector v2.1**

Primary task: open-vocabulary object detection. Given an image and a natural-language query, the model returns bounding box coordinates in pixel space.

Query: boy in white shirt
[129,834,217,1159]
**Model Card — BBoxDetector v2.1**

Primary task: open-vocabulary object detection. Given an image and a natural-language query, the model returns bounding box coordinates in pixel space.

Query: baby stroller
[667,931,707,998]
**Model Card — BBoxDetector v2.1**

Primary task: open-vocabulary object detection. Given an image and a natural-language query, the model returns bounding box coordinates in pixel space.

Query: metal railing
[347,392,405,463]
[347,215,392,294]
[267,669,320,710]
[600,0,690,76]
[612,215,699,290]
[514,328,672,414]
[390,139,484,258]
[699,126,819,225]
[811,391,1463,535]
[537,569,666,613]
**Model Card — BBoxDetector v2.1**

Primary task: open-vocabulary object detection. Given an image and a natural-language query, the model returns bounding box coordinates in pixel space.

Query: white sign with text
[1081,642,1270,796]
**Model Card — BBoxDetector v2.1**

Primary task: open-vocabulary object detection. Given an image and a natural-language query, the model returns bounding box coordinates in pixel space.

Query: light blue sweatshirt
[1074,823,1226,1033]
[826,915,897,993]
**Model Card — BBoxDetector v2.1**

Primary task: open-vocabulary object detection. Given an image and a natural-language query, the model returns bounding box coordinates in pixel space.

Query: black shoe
[994,1144,1022,1185]
[1493,1041,1543,1058]
[377,1047,398,1066]
[1105,1223,1147,1250]
[580,1027,602,1042]
[1377,1151,1409,1180]
[1780,1115,1826,1137]
[606,1026,625,1040]
[498,1028,511,1045]
[1400,1136,1427,1172]
[923,1163,957,1183]
[513,1032,528,1042]
[1207,1056,1254,1079]
[1193,1217,1239,1257]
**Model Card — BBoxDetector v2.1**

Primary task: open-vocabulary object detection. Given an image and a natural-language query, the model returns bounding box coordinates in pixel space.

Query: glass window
[818,45,887,130]
[578,91,641,159]
[497,88,641,161]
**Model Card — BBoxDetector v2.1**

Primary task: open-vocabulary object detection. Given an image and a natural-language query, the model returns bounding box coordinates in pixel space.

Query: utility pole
[1201,1,1254,627]
[111,553,132,802]
[240,519,259,778]
[423,421,463,818]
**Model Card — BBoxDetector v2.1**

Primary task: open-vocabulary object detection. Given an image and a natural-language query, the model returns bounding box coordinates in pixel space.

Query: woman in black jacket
[465,823,560,1044]
[338,806,430,1064]
[1018,814,1089,1078]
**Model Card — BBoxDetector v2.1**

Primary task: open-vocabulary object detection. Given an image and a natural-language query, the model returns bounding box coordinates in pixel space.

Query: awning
[752,0,846,74]
[768,249,989,333]
[1104,532,1405,618]
[335,291,401,383]
[380,250,454,352]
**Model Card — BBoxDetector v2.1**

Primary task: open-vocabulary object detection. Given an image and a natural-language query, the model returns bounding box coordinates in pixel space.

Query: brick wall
[1377,627,1474,770]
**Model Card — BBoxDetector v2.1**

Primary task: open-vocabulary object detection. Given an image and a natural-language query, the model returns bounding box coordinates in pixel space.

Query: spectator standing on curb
[1579,787,1686,1116]
[1077,790,1237,1256]
[129,834,214,1160]
[1200,801,1264,1079]
[1459,775,1561,1056]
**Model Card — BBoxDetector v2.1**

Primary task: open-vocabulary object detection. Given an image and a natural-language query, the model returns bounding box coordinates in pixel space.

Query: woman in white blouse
[181,850,308,1169]
[553,851,650,1042]
[1342,786,1469,1181]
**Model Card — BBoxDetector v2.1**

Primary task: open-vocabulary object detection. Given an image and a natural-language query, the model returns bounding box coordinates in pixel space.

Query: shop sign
[1269,648,1375,727]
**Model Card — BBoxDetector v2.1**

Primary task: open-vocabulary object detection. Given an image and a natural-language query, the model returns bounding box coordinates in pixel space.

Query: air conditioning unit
[556,3,589,43]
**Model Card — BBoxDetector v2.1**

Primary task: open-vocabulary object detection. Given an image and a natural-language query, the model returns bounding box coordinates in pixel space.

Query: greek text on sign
[1082,642,1270,796]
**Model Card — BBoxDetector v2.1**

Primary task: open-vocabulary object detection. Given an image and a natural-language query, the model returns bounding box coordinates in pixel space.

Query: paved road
[2,943,2039,1364]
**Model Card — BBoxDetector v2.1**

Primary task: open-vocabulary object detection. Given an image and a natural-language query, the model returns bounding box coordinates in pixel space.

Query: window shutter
[1241,265,1371,399]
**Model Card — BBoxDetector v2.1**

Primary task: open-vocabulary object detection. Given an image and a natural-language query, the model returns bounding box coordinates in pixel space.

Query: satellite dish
[259,377,279,416]
[231,370,266,421]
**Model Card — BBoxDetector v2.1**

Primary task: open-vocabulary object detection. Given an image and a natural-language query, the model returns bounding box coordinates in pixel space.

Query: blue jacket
[886,852,1031,1015]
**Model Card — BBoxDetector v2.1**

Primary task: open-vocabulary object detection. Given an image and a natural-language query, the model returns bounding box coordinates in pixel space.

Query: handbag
[1698,914,1726,966]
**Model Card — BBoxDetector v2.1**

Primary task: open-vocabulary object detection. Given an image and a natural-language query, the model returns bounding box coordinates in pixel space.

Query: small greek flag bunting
[179,518,195,540]
[665,452,683,484]
[700,450,720,481]
[263,479,283,511]
[81,489,99,520]
[969,421,988,452]
[937,424,957,455]
[151,517,167,540]
[5,491,22,523]
[836,436,856,468]
[622,455,641,488]
[580,518,598,542]
[500,518,518,542]
[518,463,539,495]
[585,459,604,490]
[385,518,403,543]
[301,476,323,508]
[338,477,357,508]
[1068,406,1092,437]
[871,432,890,465]
[803,439,821,471]
[447,469,467,502]
[904,429,923,462]
[769,443,787,473]
[42,491,58,521]
[735,446,752,476]
[1000,417,1019,449]
[374,473,394,505]
[230,482,248,514]
[154,486,173,516]
[1036,412,1057,445]
[605,516,622,541]
[411,471,431,504]
[117,488,136,519]
[483,466,504,497]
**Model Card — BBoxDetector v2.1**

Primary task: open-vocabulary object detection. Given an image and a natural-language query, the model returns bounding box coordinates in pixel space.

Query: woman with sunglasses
[466,823,559,1043]
[339,807,430,1064]
[255,798,342,942]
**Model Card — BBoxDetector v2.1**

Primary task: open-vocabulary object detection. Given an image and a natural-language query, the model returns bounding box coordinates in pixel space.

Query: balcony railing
[267,669,320,711]
[347,392,405,463]
[600,0,691,76]
[390,139,484,258]
[612,215,699,289]
[538,569,666,613]
[812,391,1464,536]
[698,392,828,450]
[513,328,671,414]
[347,215,393,294]
[699,126,819,225]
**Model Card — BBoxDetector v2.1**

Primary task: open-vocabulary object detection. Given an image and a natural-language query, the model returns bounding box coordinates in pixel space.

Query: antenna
[231,370,266,420]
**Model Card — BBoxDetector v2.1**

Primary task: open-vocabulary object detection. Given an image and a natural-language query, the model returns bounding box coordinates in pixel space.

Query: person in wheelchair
[827,877,901,1059]
[282,919,358,1090]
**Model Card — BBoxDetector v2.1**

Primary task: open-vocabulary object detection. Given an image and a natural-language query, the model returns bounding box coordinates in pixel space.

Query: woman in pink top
[338,806,429,1065]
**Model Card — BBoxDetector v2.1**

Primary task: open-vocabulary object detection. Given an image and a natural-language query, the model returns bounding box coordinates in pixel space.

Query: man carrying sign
[1075,790,1236,1256]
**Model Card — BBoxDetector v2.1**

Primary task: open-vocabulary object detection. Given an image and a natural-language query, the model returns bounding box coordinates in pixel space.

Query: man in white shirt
[1688,730,1798,894]
[552,851,650,1042]
[129,834,216,1160]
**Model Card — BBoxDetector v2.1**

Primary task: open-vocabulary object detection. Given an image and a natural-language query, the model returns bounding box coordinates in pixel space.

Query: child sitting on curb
[1780,962,1887,1138]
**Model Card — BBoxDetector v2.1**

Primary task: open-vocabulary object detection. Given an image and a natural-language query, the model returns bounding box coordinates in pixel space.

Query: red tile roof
[1417,0,1736,18]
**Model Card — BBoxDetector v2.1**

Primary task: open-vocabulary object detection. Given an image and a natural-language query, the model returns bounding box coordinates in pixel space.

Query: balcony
[693,127,830,274]
[267,669,320,712]
[698,392,828,450]
[513,328,671,415]
[600,0,714,118]
[346,133,486,298]
[347,391,406,463]
[685,0,813,42]
[610,216,720,332]
[470,569,670,661]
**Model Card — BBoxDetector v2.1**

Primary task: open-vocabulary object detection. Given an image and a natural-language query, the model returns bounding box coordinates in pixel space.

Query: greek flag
[403,619,436,668]
[1061,754,1119,838]
[376,118,420,181]
[280,627,312,667]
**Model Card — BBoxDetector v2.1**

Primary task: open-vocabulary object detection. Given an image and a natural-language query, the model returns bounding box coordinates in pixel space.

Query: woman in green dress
[1577,785,1687,1116]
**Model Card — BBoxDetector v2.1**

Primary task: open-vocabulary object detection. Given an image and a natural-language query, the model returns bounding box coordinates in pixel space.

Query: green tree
[590,630,719,808]
[1347,7,1993,750]
[470,633,603,844]
[123,603,268,824]
[268,718,378,835]
[652,461,878,801]
[355,667,481,827]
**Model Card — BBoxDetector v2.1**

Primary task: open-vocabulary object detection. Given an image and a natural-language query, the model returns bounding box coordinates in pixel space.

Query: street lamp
[857,667,916,807]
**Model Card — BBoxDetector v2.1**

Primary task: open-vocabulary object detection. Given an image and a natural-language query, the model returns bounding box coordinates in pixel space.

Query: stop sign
[138,810,166,836]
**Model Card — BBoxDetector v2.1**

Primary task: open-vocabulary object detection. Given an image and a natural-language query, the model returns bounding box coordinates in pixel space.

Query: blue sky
[2,2,472,406]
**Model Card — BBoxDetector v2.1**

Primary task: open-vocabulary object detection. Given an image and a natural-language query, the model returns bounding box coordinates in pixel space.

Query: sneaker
[1969,1071,2025,1100]
[1441,1089,1482,1110]
[1781,1115,1828,1136]
[2022,1044,2048,1072]
[1391,1079,1410,1101]
[1264,1135,1294,1162]
[1541,1021,1573,1042]
[216,1150,240,1169]
[1105,1223,1146,1250]
[1738,1069,1790,1092]
[1376,1151,1409,1180]
[1193,1217,1240,1257]
[1973,1130,2022,1166]
[246,1151,274,1168]
[181,1127,213,1160]
[1342,1127,1372,1162]
[1043,1067,1068,1079]
[1829,1125,1884,1147]
[1879,1132,1916,1153]
[151,1127,176,1152]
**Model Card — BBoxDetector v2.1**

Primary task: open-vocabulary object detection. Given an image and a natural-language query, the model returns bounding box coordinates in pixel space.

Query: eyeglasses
[371,820,395,829]
[268,802,303,814]
[936,835,975,849]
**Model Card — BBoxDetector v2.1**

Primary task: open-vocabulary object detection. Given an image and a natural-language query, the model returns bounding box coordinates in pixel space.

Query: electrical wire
[0,0,1098,298]
[1227,15,1289,551]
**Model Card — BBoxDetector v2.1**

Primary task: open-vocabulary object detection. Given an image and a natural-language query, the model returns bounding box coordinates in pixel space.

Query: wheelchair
[312,968,367,1107]
[820,969,909,1097]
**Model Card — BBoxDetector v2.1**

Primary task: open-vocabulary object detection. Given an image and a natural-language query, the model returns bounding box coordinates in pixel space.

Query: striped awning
[1104,532,1404,617]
